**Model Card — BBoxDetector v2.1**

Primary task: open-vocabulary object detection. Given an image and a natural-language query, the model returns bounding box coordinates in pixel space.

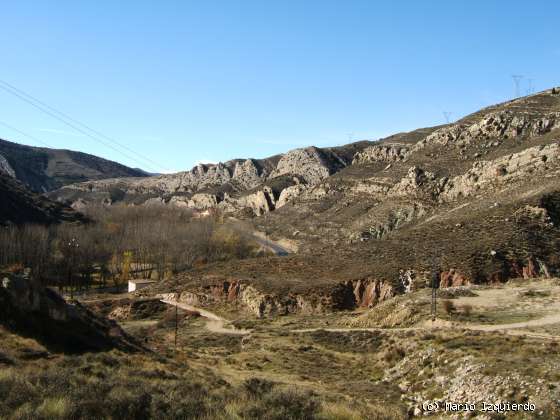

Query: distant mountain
[0,138,149,192]
[0,173,86,225]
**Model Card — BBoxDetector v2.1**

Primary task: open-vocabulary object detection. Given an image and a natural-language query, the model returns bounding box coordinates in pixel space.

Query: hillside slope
[140,88,560,317]
[0,173,86,225]
[0,138,148,192]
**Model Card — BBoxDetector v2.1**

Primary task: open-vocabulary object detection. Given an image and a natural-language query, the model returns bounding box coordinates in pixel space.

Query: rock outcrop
[439,270,470,288]
[220,186,277,216]
[415,110,560,150]
[352,143,410,164]
[441,142,560,201]
[389,166,447,200]
[160,276,396,318]
[0,154,15,178]
[270,147,338,184]
[49,142,370,216]
[276,184,306,208]
[232,159,263,189]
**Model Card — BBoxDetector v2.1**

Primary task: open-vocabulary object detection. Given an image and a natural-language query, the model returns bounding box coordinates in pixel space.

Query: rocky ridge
[0,138,148,192]
[50,142,372,215]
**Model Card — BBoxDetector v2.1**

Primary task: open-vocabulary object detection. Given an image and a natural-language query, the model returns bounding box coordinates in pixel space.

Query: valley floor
[2,278,560,419]
[119,278,560,419]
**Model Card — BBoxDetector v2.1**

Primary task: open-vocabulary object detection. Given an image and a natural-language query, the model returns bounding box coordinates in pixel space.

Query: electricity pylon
[512,75,524,98]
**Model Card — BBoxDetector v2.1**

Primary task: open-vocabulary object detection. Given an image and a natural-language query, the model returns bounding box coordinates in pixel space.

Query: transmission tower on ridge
[512,75,524,98]
[443,111,453,124]
[527,78,534,95]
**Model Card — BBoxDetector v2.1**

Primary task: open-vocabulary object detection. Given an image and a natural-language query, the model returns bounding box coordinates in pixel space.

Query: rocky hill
[40,88,560,312]
[48,141,373,214]
[138,88,560,318]
[0,138,148,192]
[0,173,86,225]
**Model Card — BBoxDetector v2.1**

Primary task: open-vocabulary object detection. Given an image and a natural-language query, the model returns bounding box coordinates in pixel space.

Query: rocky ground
[83,276,560,419]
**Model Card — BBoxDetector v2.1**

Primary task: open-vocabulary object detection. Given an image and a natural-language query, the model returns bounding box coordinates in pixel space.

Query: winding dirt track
[161,300,251,336]
[291,315,560,340]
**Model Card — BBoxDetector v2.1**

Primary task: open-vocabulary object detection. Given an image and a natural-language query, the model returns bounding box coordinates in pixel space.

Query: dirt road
[161,300,251,336]
[291,313,560,340]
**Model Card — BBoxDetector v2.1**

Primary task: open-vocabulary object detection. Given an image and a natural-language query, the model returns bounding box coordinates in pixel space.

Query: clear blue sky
[0,1,558,173]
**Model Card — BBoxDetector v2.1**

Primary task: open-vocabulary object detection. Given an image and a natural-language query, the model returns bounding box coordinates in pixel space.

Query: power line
[0,119,54,148]
[0,79,168,172]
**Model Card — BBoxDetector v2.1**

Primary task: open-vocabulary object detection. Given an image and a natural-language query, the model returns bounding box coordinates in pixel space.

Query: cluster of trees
[0,205,255,293]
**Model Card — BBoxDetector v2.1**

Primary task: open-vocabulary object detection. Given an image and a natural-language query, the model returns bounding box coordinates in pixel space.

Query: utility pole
[443,112,453,124]
[512,75,524,98]
[174,277,179,353]
[431,262,439,322]
[67,238,79,300]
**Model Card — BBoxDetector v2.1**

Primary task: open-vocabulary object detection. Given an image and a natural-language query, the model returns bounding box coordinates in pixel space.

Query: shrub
[106,387,152,420]
[243,377,275,398]
[242,387,319,420]
[442,300,455,314]
[36,397,70,419]
[462,304,473,316]
[382,346,406,363]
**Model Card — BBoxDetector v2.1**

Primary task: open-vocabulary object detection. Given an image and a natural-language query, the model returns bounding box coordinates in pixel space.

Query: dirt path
[463,313,560,332]
[161,300,251,336]
[228,218,294,256]
[291,313,560,340]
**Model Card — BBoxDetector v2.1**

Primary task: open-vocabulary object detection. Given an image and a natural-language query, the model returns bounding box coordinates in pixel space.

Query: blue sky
[0,1,558,173]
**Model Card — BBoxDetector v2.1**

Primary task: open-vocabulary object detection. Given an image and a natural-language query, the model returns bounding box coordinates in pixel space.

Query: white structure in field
[128,279,156,293]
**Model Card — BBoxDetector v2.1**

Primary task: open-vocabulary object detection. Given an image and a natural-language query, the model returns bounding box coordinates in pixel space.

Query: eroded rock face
[352,144,410,164]
[389,166,447,200]
[270,147,335,185]
[399,269,431,293]
[185,193,219,210]
[232,159,263,189]
[441,143,560,201]
[60,162,237,196]
[364,204,428,240]
[440,270,470,288]
[415,110,560,150]
[276,184,306,208]
[351,278,394,307]
[220,186,276,216]
[166,276,396,318]
[0,154,15,178]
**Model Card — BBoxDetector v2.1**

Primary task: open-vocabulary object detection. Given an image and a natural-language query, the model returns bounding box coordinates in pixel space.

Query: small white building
[128,279,156,293]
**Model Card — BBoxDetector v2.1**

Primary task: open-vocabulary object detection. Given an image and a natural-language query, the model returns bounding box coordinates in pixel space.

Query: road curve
[161,300,251,336]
